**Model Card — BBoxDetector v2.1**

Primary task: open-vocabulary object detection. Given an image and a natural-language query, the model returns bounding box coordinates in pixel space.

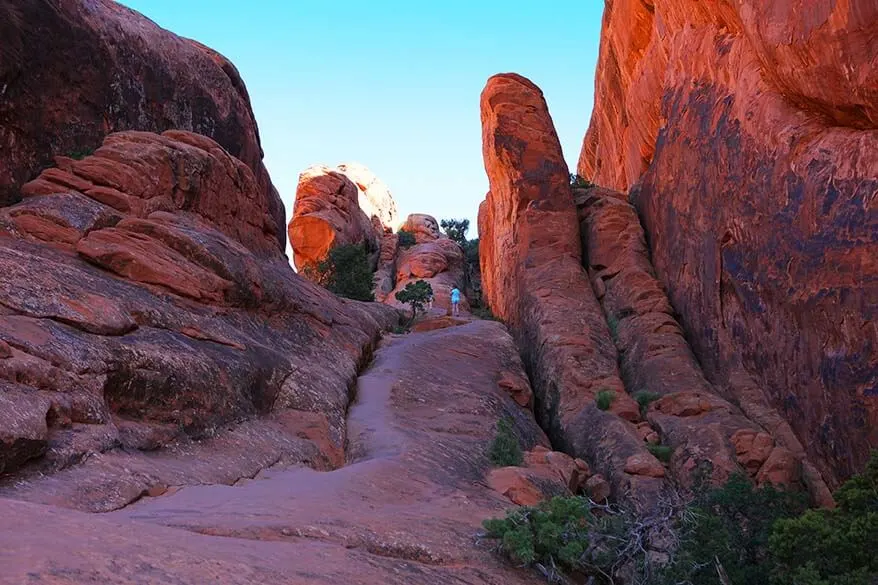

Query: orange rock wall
[580,0,878,485]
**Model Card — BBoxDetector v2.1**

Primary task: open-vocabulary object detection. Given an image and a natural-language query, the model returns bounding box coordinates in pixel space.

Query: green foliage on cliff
[487,417,523,467]
[570,173,595,189]
[397,228,416,248]
[304,243,374,302]
[440,218,470,246]
[595,390,616,411]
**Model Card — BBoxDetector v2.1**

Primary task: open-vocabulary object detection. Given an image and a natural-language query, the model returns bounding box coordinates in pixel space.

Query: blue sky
[120,1,603,250]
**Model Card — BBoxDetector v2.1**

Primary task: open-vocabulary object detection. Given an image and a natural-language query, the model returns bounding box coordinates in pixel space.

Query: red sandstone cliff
[580,0,878,485]
[0,0,284,248]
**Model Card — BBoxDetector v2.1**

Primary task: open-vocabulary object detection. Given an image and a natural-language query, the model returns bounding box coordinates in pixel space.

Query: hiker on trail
[450,286,461,316]
[427,289,434,311]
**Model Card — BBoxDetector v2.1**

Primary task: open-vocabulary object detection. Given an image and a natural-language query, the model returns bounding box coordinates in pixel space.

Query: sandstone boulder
[0,0,283,246]
[336,162,398,229]
[0,131,398,482]
[580,0,878,486]
[288,165,379,272]
[400,213,441,243]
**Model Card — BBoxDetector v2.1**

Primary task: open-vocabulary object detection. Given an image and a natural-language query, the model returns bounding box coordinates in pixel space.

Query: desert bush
[397,229,416,248]
[595,390,616,411]
[303,243,374,302]
[769,451,878,585]
[633,391,662,417]
[487,417,523,467]
[440,218,470,246]
[647,444,673,463]
[570,173,595,189]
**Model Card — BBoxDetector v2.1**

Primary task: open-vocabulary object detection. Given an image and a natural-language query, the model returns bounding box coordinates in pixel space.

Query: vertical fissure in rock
[575,184,832,504]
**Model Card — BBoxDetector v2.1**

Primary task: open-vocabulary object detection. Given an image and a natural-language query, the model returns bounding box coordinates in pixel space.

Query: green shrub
[67,148,94,160]
[647,444,673,463]
[569,173,595,189]
[440,218,470,246]
[633,391,662,416]
[658,473,807,585]
[397,229,416,248]
[482,496,635,581]
[487,417,523,467]
[303,243,374,302]
[769,451,878,585]
[595,390,616,411]
[394,279,433,325]
[606,315,619,341]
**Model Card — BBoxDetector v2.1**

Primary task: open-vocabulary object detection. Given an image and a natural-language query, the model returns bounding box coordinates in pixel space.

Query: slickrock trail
[0,320,554,585]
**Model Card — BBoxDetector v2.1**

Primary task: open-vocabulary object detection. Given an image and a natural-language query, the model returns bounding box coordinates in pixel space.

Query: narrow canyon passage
[0,321,554,585]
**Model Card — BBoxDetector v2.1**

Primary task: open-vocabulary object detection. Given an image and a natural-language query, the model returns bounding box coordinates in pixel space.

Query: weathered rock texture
[388,214,469,315]
[0,320,561,585]
[479,73,667,508]
[0,130,397,484]
[337,162,399,229]
[580,0,878,485]
[0,0,284,248]
[576,186,830,501]
[288,165,379,272]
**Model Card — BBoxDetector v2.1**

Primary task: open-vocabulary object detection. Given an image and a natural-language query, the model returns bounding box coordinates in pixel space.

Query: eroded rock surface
[479,73,666,508]
[288,165,380,272]
[0,131,397,490]
[0,321,558,585]
[580,0,878,485]
[0,0,283,244]
[576,186,828,498]
[337,162,399,229]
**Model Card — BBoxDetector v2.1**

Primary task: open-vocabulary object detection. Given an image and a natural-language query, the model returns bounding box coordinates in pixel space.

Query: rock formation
[576,186,830,502]
[337,162,399,229]
[478,73,667,508]
[388,214,469,315]
[288,165,379,272]
[0,0,284,247]
[0,130,397,487]
[579,0,878,485]
[1,318,577,585]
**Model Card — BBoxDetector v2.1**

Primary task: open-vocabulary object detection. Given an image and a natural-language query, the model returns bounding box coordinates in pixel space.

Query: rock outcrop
[478,73,667,508]
[337,162,399,229]
[0,0,284,247]
[576,186,830,501]
[0,130,397,487]
[388,214,468,315]
[579,0,878,485]
[288,165,379,272]
[0,320,568,585]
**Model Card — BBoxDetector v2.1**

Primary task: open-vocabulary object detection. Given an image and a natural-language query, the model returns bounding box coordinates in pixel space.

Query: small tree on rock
[303,243,374,302]
[395,280,433,325]
[439,218,470,246]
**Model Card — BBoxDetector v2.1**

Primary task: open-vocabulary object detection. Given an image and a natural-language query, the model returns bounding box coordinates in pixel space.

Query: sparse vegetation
[487,417,523,467]
[633,391,662,417]
[595,389,616,411]
[66,147,94,160]
[482,453,878,585]
[482,495,639,583]
[647,444,673,463]
[570,173,595,189]
[397,228,416,248]
[394,279,433,326]
[658,472,808,585]
[303,243,374,302]
[769,451,878,585]
[606,314,619,341]
[440,218,470,246]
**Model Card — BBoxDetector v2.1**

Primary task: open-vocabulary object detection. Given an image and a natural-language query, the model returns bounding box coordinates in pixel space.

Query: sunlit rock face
[337,162,399,230]
[288,165,379,273]
[580,0,878,485]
